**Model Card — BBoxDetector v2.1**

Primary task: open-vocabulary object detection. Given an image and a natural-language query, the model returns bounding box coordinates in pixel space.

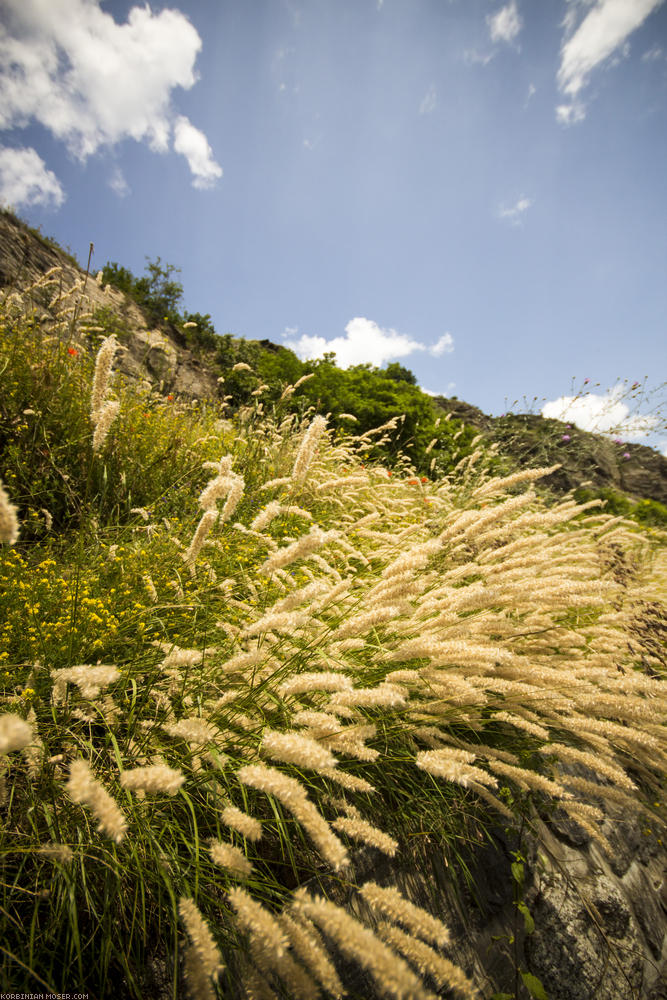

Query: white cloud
[542,386,659,440]
[109,166,130,198]
[525,82,537,106]
[642,44,664,61]
[556,0,664,124]
[464,48,494,67]
[173,116,222,189]
[0,145,65,209]
[487,2,523,45]
[419,84,437,115]
[283,318,454,369]
[498,195,533,225]
[555,101,586,125]
[429,333,454,356]
[0,0,221,188]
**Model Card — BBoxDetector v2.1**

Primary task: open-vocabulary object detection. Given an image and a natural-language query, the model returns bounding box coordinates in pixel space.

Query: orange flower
[407,478,419,485]
[167,394,174,401]
[420,476,428,483]
[67,347,78,357]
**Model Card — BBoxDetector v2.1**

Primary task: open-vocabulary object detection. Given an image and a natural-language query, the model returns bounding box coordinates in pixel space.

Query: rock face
[434,402,667,507]
[0,210,219,402]
[307,798,666,1000]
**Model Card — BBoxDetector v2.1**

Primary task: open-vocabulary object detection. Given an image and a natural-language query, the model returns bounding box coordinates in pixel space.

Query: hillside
[0,211,665,1000]
[2,210,665,518]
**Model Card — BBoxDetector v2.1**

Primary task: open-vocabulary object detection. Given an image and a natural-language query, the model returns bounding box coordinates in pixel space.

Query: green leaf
[520,970,549,1000]
[517,901,535,934]
[511,861,525,884]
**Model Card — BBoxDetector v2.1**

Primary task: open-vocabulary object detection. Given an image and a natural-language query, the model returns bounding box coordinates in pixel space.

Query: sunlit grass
[0,277,665,998]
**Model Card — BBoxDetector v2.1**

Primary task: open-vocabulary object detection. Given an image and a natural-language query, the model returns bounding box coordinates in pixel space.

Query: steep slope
[2,208,666,510]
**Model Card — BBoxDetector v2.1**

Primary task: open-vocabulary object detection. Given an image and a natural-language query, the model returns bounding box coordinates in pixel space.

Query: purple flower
[583,378,590,385]
[562,434,571,442]
[623,452,631,459]
[613,438,623,445]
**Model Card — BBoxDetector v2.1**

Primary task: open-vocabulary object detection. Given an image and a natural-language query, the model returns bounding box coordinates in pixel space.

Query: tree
[133,257,184,324]
[184,312,217,351]
[383,362,417,385]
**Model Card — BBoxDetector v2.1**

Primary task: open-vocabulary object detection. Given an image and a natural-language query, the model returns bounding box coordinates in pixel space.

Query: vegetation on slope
[99,258,480,479]
[0,272,665,998]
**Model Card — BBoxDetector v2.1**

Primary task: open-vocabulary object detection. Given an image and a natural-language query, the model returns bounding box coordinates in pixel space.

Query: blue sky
[1,0,666,449]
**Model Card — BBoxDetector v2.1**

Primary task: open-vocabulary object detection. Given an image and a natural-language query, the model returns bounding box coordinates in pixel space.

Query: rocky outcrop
[303,794,667,1000]
[0,210,219,401]
[435,401,667,507]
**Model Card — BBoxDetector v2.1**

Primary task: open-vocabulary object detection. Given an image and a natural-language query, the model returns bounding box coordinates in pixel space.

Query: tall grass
[0,276,665,998]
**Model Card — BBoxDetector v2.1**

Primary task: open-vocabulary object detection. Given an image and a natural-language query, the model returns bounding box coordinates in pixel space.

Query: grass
[0,275,665,999]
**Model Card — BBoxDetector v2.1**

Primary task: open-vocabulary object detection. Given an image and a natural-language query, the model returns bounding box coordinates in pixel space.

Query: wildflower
[260,730,338,771]
[209,839,253,878]
[39,843,74,864]
[159,646,203,669]
[167,393,174,401]
[420,476,428,483]
[0,479,20,545]
[279,912,345,999]
[332,807,398,856]
[183,510,218,567]
[416,748,498,789]
[90,335,118,419]
[163,717,219,746]
[377,923,477,999]
[583,378,590,384]
[292,415,328,486]
[120,764,185,796]
[52,664,120,701]
[0,713,32,754]
[179,897,224,1000]
[561,434,570,442]
[631,382,640,389]
[92,399,120,452]
[623,452,631,459]
[237,764,348,870]
[221,805,262,842]
[259,526,337,576]
[359,882,450,947]
[228,888,320,998]
[278,672,353,697]
[67,347,78,356]
[66,759,127,843]
[292,890,430,1000]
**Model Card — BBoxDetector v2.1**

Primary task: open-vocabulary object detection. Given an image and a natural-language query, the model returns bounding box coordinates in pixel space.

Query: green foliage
[0,307,232,535]
[102,257,184,326]
[520,971,549,1000]
[184,311,217,351]
[574,486,667,528]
